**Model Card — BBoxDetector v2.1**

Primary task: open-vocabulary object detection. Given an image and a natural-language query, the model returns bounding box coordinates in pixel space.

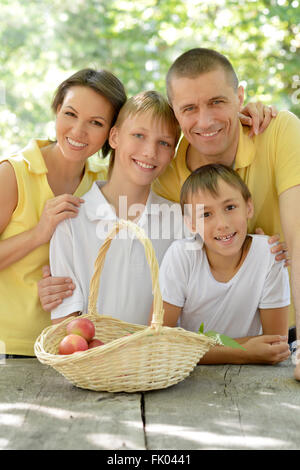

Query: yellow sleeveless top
[0,139,108,355]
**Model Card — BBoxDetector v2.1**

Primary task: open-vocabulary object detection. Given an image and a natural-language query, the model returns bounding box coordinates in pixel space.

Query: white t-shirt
[50,181,184,325]
[159,235,290,338]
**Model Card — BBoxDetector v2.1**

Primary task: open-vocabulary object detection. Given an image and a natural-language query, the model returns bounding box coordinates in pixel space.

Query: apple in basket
[66,318,95,341]
[88,338,104,349]
[58,334,88,355]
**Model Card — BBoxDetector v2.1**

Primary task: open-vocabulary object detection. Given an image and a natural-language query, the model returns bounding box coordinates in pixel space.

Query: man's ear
[109,126,118,149]
[237,85,245,111]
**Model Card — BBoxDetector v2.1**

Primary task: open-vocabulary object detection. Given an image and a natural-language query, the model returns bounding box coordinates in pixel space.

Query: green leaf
[198,323,204,334]
[204,330,246,350]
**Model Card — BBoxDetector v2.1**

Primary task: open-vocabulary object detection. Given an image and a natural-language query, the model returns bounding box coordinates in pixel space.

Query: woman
[0,68,127,356]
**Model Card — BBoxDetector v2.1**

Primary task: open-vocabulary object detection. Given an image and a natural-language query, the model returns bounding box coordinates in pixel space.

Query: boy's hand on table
[255,227,290,267]
[38,265,75,312]
[243,335,290,365]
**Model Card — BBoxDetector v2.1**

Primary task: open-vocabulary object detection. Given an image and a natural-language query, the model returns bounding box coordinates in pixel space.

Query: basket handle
[87,219,164,330]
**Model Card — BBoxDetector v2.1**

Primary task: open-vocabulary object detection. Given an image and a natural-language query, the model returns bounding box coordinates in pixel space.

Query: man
[152,48,300,380]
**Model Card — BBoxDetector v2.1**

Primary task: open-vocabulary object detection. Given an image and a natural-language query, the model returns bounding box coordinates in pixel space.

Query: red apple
[66,318,95,341]
[58,334,88,355]
[88,338,104,349]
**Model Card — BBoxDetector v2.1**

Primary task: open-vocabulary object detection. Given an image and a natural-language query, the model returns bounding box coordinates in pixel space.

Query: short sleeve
[259,260,290,309]
[274,111,300,196]
[50,220,84,320]
[159,241,190,307]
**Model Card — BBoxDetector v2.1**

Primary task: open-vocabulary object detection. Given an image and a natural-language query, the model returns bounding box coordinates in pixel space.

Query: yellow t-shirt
[153,110,300,325]
[0,139,109,355]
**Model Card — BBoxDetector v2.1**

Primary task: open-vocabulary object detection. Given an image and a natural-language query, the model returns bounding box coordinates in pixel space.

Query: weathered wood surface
[0,358,299,450]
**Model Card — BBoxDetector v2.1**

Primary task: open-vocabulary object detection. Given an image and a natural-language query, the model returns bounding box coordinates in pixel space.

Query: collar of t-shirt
[177,123,256,174]
[83,180,161,225]
[233,122,256,170]
[21,139,104,175]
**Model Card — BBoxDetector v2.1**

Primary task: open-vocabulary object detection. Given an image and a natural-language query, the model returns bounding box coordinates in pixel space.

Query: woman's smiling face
[55,86,114,163]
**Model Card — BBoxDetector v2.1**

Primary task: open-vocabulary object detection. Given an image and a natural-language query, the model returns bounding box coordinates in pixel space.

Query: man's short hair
[166,48,239,103]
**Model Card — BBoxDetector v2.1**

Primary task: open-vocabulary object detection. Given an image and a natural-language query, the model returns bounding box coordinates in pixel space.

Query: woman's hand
[255,228,290,267]
[38,265,75,312]
[239,102,277,138]
[33,194,84,245]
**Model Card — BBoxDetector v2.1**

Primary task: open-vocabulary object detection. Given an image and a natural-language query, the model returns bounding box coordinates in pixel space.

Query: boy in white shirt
[159,164,291,365]
[49,91,184,325]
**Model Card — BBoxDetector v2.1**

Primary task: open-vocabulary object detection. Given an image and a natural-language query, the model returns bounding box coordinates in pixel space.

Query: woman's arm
[0,161,84,271]
[0,162,42,270]
[239,102,277,137]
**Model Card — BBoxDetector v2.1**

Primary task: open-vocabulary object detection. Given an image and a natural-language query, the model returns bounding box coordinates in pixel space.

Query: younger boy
[159,164,291,364]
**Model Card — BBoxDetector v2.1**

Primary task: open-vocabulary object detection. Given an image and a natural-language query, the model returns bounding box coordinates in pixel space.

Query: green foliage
[0,0,299,155]
[198,323,246,350]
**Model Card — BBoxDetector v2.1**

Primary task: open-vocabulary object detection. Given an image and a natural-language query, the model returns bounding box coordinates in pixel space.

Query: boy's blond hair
[180,164,252,213]
[108,90,181,178]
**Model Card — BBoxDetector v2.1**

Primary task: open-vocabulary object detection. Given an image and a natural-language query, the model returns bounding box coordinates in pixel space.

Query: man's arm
[279,185,300,378]
[38,265,75,312]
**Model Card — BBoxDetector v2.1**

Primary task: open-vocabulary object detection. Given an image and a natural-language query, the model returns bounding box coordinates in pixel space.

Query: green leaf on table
[204,330,246,350]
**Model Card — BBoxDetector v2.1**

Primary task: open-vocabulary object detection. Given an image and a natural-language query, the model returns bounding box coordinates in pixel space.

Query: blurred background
[0,0,299,155]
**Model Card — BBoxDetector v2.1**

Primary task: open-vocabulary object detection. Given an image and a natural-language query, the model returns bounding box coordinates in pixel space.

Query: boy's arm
[160,301,290,364]
[148,301,182,327]
[259,306,289,337]
[48,221,84,323]
[199,290,290,365]
[52,311,80,325]
[162,301,182,327]
[198,334,290,365]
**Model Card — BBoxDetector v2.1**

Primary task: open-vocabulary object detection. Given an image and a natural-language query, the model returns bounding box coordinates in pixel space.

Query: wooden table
[1,357,299,451]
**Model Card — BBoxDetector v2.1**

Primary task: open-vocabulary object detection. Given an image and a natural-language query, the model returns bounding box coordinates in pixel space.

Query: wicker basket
[34,220,215,393]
